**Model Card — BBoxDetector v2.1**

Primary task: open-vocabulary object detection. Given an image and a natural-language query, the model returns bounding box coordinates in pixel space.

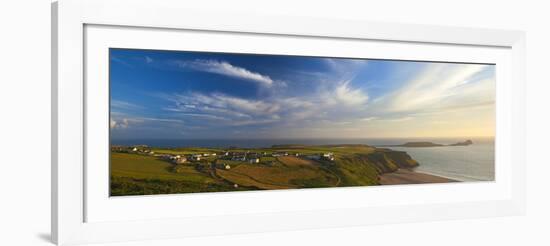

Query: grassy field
[110,144,418,196]
[110,153,239,195]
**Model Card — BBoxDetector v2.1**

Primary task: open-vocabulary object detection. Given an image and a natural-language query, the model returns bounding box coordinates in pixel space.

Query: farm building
[322,152,335,161]
[248,158,260,164]
[272,152,288,157]
[173,156,187,164]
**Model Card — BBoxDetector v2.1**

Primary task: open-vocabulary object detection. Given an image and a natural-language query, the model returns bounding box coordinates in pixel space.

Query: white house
[272,152,288,157]
[191,154,201,161]
[173,157,187,164]
[322,152,334,158]
[322,152,335,161]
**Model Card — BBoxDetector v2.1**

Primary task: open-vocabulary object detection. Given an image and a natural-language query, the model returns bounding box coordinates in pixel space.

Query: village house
[248,158,260,164]
[173,156,187,164]
[322,152,335,161]
[271,152,288,157]
[191,154,201,161]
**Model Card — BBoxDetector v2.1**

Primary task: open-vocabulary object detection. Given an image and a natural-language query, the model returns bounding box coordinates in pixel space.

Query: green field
[110,144,418,196]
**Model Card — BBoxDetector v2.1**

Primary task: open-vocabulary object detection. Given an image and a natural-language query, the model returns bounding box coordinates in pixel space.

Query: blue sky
[110,48,495,139]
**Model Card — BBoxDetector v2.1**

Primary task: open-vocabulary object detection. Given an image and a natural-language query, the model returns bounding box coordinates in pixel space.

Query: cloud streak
[334,80,369,105]
[176,59,274,87]
[372,63,494,115]
[110,115,183,130]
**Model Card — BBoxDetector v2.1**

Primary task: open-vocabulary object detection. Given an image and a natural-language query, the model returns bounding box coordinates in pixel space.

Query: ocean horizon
[110,137,494,149]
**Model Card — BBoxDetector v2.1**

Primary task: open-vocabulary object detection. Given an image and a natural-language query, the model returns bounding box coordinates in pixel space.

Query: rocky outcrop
[386,140,474,147]
[351,149,419,174]
[397,142,443,147]
[448,139,473,146]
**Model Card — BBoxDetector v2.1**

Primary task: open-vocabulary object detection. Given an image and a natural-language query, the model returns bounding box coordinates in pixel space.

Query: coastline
[379,169,457,185]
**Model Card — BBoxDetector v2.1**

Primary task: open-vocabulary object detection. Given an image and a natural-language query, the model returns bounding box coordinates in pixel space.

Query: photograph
[109,48,495,196]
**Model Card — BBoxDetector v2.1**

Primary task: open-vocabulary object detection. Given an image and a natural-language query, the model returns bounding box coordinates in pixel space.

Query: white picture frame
[52,0,526,245]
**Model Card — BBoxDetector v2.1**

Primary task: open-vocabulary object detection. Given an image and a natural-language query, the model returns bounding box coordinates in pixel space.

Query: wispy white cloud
[373,64,494,115]
[360,117,378,122]
[324,58,366,74]
[111,100,143,110]
[161,77,371,135]
[110,56,133,68]
[110,115,183,129]
[176,59,274,87]
[334,80,369,106]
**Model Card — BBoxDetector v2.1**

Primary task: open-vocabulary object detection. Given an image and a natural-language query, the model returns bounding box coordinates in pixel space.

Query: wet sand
[379,169,457,185]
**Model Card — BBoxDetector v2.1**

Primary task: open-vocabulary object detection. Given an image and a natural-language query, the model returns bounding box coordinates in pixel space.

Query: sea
[112,137,495,182]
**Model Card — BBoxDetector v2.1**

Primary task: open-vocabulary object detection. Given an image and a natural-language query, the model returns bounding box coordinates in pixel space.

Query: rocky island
[384,139,474,148]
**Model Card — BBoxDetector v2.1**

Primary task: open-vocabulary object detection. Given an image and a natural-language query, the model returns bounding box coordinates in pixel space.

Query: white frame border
[52,0,526,245]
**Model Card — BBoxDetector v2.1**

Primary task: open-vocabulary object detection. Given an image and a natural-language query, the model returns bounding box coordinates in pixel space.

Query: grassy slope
[110,145,417,195]
[110,153,239,196]
[111,152,209,181]
[216,156,338,189]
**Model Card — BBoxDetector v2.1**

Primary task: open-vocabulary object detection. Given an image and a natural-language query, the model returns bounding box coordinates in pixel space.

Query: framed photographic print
[108,48,495,196]
[52,0,525,245]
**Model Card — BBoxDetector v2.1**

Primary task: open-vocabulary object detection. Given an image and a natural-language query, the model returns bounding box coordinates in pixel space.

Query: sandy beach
[379,169,457,185]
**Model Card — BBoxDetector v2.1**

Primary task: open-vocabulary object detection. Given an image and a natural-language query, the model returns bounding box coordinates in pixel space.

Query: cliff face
[333,148,419,186]
[365,149,419,173]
